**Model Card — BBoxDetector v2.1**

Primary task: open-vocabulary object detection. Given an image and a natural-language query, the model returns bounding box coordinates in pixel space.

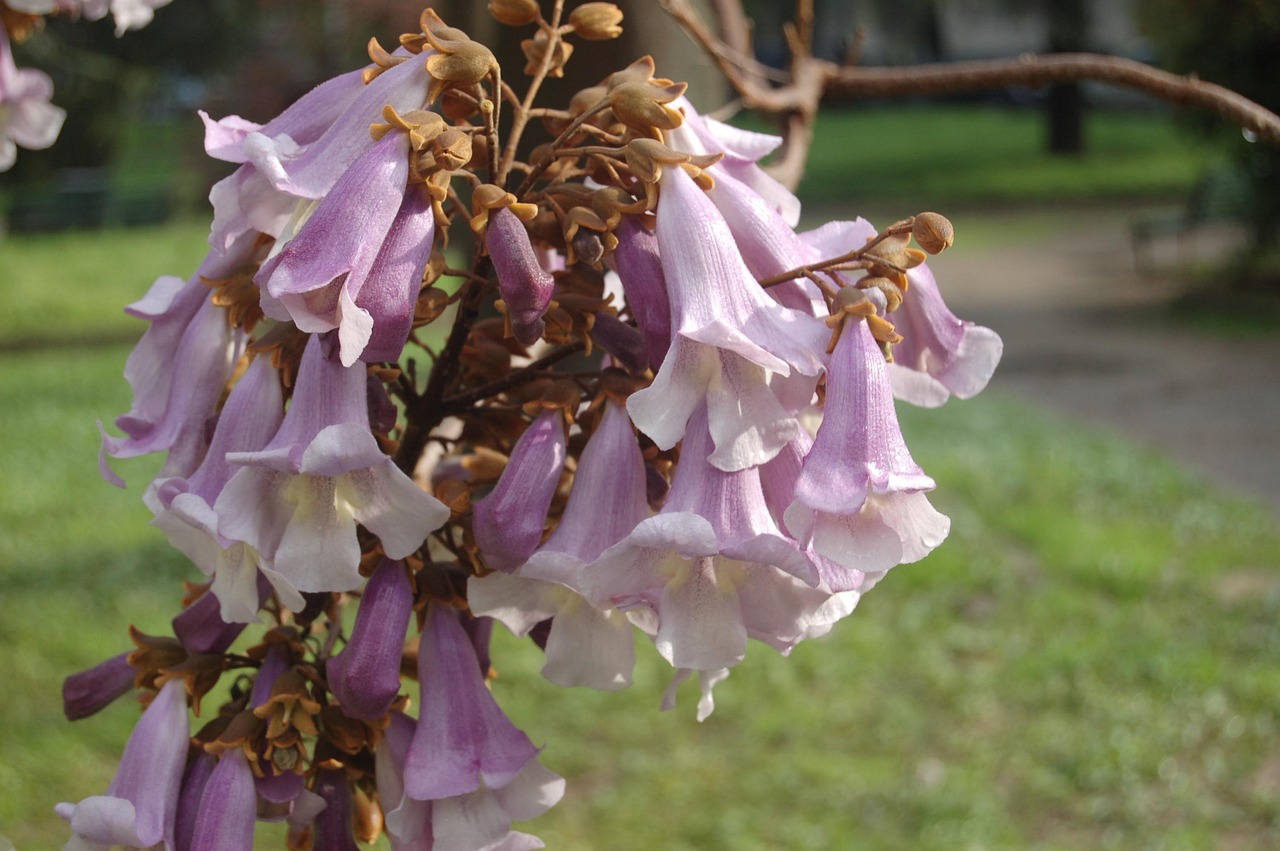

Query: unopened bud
[569,2,624,40]
[912,212,954,254]
[489,0,540,26]
[521,29,575,78]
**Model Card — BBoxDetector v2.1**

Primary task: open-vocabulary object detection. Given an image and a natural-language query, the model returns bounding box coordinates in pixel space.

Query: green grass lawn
[3,342,1278,849]
[785,104,1221,210]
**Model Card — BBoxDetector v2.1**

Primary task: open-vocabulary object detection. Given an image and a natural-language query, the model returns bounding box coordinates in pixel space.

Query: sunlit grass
[3,343,1278,849]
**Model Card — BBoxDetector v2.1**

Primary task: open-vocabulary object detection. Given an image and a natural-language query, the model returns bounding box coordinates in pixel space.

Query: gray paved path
[934,205,1280,513]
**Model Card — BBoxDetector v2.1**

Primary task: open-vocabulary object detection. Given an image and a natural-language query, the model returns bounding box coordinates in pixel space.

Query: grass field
[1,105,1274,849]
[792,104,1222,210]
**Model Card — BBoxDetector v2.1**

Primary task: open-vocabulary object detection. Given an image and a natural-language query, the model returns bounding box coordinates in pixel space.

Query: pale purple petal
[889,264,1003,406]
[656,167,824,377]
[58,679,189,850]
[358,188,436,363]
[404,604,539,801]
[655,556,746,670]
[473,410,566,573]
[327,558,412,720]
[792,320,935,518]
[189,749,257,850]
[256,133,411,365]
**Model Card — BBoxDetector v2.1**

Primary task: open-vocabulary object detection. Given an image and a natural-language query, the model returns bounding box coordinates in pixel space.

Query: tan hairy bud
[569,2,624,40]
[489,0,540,26]
[912,212,954,254]
[521,29,574,77]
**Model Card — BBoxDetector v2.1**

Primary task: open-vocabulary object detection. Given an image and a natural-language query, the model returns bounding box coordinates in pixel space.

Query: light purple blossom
[150,355,286,621]
[584,403,829,675]
[472,409,566,574]
[256,131,433,367]
[204,54,426,251]
[379,710,562,851]
[0,29,65,171]
[56,679,190,851]
[403,603,540,802]
[626,165,826,471]
[471,401,648,690]
[784,319,950,577]
[188,749,257,850]
[216,335,450,605]
[98,233,256,486]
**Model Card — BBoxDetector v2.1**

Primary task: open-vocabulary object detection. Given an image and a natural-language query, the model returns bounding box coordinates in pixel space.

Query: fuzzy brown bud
[521,29,574,78]
[912,212,954,254]
[489,0,540,26]
[569,2,624,40]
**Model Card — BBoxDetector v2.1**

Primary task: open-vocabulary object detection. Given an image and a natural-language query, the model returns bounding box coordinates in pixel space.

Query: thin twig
[442,340,588,412]
[497,0,568,188]
[662,0,1280,190]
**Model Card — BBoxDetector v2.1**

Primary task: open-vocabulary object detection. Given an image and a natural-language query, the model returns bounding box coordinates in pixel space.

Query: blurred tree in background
[1139,0,1280,271]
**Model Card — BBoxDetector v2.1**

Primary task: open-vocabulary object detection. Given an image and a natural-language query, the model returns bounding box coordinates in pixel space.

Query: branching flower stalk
[28,1,1275,848]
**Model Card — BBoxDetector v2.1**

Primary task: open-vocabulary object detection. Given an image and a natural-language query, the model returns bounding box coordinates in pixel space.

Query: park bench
[1130,166,1251,271]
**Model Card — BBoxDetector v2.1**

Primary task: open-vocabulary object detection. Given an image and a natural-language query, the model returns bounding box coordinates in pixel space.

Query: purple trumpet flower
[784,319,950,578]
[98,233,255,486]
[380,708,563,851]
[217,335,450,605]
[327,558,413,719]
[487,207,555,347]
[0,28,65,171]
[62,652,135,721]
[472,409,566,573]
[625,165,826,471]
[174,751,217,851]
[584,403,829,675]
[188,749,257,850]
[403,603,540,802]
[256,131,434,367]
[205,54,429,250]
[471,401,649,690]
[800,218,1002,407]
[56,679,190,850]
[151,355,286,621]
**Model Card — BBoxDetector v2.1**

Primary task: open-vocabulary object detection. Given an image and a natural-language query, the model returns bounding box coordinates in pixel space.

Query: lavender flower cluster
[57,4,1001,849]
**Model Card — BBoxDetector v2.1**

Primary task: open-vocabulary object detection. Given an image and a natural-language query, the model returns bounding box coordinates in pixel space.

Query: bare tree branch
[660,0,1280,190]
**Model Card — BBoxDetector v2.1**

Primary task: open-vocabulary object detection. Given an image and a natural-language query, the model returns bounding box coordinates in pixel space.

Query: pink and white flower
[0,29,65,171]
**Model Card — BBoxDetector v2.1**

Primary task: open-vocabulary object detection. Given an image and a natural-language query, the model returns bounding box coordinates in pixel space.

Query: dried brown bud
[489,0,540,26]
[521,29,574,78]
[432,128,474,171]
[609,80,687,136]
[569,2,624,40]
[912,212,954,254]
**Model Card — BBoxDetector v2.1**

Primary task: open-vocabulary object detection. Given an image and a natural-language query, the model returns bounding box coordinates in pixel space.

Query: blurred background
[2,1,1278,848]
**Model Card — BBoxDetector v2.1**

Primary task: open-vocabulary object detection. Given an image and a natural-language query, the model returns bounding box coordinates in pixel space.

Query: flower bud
[569,2,624,40]
[489,0,540,26]
[326,559,413,720]
[912,211,954,254]
[521,29,574,78]
[63,652,136,721]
